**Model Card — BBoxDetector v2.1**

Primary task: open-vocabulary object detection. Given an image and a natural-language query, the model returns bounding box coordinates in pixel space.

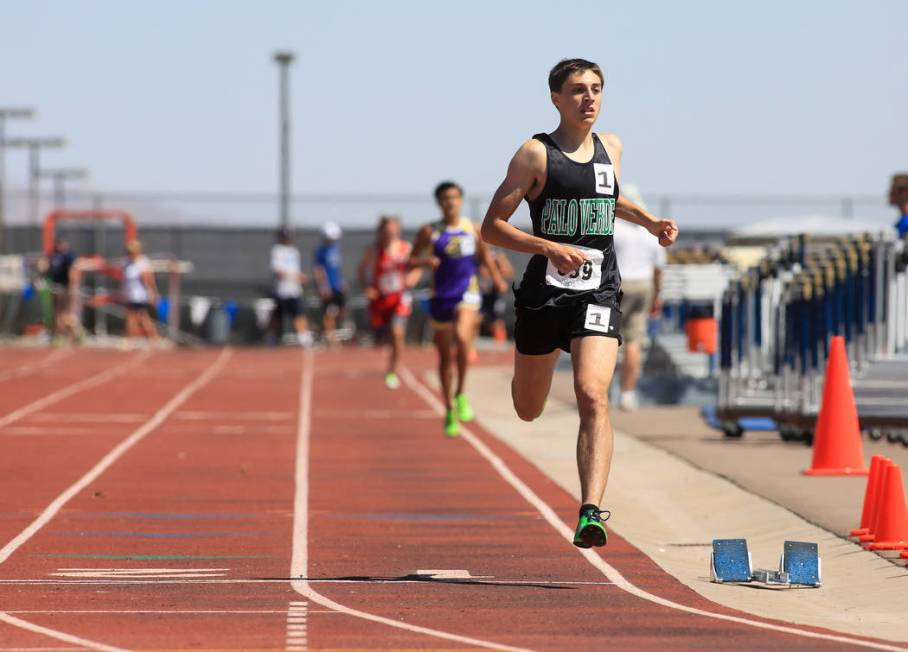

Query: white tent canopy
[731,215,885,239]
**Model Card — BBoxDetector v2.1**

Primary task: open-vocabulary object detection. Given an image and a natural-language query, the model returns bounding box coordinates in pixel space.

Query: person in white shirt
[269,228,311,346]
[612,185,666,410]
[121,239,160,343]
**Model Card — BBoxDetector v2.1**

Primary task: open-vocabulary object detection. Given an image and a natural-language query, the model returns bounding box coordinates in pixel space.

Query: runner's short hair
[890,173,908,207]
[434,181,463,201]
[549,58,604,92]
[377,214,400,230]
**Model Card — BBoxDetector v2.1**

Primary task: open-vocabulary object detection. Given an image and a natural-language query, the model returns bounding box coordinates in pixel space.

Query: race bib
[378,272,404,295]
[545,245,603,291]
[584,304,614,334]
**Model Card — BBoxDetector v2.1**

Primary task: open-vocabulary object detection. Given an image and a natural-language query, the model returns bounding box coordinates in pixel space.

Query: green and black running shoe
[572,504,610,548]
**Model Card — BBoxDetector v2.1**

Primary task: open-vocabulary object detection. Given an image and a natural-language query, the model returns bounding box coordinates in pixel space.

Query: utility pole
[38,167,88,208]
[0,107,35,252]
[3,136,66,226]
[273,50,295,230]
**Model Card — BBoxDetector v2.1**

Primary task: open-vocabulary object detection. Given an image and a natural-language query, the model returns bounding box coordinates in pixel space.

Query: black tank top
[515,132,622,310]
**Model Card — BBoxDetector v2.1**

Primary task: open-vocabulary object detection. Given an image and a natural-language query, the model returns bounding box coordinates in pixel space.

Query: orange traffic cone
[803,336,869,476]
[850,455,890,537]
[867,464,908,551]
[858,459,895,543]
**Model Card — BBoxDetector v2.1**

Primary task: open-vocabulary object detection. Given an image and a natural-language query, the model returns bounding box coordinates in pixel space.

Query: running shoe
[572,505,610,548]
[454,394,474,422]
[384,372,401,390]
[444,409,460,437]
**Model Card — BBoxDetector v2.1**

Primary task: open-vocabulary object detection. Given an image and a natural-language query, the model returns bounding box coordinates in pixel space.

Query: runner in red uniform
[358,215,421,389]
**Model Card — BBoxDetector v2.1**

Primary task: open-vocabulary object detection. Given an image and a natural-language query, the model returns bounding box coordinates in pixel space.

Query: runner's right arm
[357,246,378,300]
[407,225,440,270]
[480,140,588,275]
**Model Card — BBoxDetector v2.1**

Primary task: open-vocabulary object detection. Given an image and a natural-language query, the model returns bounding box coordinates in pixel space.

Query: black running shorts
[514,301,622,355]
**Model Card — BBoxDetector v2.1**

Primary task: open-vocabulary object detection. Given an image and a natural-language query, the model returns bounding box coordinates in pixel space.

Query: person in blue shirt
[314,222,346,345]
[890,174,908,238]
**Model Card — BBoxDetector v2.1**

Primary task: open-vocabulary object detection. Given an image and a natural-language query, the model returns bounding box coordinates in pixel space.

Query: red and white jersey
[372,239,411,297]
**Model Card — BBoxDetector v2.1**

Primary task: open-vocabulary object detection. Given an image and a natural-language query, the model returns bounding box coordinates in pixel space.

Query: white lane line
[28,413,147,423]
[0,578,616,586]
[0,612,126,652]
[0,348,72,381]
[285,600,308,651]
[290,351,532,652]
[399,366,908,652]
[0,348,233,566]
[0,352,150,430]
[3,610,340,615]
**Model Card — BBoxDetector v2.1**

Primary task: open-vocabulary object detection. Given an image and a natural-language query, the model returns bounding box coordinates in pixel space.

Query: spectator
[890,173,908,238]
[46,238,81,344]
[269,228,312,346]
[121,240,160,344]
[313,222,346,346]
[612,184,666,411]
[478,246,514,342]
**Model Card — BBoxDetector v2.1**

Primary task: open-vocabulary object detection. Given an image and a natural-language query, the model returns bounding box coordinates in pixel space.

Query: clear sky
[2,0,906,226]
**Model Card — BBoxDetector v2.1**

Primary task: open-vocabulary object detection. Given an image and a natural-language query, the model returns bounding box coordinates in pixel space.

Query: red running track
[0,347,902,651]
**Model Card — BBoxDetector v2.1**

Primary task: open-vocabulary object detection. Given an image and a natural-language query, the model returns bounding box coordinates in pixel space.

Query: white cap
[321,222,342,240]
[620,183,647,211]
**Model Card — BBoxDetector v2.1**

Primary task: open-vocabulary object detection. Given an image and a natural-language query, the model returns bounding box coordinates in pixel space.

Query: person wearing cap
[269,228,312,346]
[313,222,346,346]
[611,184,666,411]
[121,239,160,344]
[890,173,908,238]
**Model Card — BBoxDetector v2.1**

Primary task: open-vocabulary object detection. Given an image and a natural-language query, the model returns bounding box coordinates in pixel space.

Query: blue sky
[2,0,906,225]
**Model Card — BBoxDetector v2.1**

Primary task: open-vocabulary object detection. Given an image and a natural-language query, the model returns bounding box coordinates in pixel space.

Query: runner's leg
[453,307,477,396]
[433,326,455,410]
[511,350,560,421]
[388,319,405,375]
[570,335,619,506]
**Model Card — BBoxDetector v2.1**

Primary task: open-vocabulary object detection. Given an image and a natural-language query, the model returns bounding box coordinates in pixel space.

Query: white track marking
[173,410,294,421]
[29,413,147,423]
[0,612,126,652]
[0,349,72,381]
[0,352,150,430]
[0,577,615,586]
[3,610,339,615]
[0,349,233,566]
[290,351,532,652]
[399,366,908,652]
[286,601,308,651]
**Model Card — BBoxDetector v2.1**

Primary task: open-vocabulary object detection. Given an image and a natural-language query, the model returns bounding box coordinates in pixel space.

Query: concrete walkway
[445,365,908,644]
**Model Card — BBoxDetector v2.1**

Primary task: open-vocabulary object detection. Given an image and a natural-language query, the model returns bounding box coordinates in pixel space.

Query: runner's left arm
[600,132,679,248]
[474,222,507,292]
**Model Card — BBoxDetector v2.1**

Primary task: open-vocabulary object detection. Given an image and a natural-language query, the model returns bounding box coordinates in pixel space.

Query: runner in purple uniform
[411,181,507,436]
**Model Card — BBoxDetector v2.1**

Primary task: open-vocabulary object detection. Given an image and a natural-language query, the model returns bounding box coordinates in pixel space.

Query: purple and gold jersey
[429,217,480,323]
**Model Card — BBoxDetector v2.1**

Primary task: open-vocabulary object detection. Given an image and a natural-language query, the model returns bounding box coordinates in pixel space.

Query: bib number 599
[561,260,593,281]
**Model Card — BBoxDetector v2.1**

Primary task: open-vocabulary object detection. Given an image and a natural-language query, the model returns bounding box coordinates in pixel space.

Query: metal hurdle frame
[717,231,908,443]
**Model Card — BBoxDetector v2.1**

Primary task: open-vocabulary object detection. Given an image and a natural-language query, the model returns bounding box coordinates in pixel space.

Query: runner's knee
[574,380,609,416]
[512,380,544,422]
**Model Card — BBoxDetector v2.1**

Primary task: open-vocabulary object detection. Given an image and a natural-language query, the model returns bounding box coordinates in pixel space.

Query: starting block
[710,539,821,588]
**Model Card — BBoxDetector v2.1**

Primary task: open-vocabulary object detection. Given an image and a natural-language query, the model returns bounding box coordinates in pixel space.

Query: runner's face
[437,188,463,220]
[380,220,400,244]
[552,70,602,125]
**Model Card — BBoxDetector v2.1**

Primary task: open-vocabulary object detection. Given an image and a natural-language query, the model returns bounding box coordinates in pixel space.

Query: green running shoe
[384,372,401,390]
[454,394,474,422]
[572,506,610,548]
[444,409,460,437]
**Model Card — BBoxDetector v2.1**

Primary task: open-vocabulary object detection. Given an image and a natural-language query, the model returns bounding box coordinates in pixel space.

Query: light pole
[3,136,66,226]
[0,107,36,252]
[273,50,295,230]
[38,167,88,208]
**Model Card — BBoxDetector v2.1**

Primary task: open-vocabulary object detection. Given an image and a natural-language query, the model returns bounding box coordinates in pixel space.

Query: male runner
[411,181,507,437]
[357,215,420,389]
[314,222,346,346]
[480,59,678,547]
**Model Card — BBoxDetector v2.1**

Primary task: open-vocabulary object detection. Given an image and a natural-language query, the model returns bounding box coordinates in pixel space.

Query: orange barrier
[858,459,895,543]
[866,464,908,551]
[803,336,869,476]
[42,209,138,255]
[685,317,717,354]
[850,455,890,537]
